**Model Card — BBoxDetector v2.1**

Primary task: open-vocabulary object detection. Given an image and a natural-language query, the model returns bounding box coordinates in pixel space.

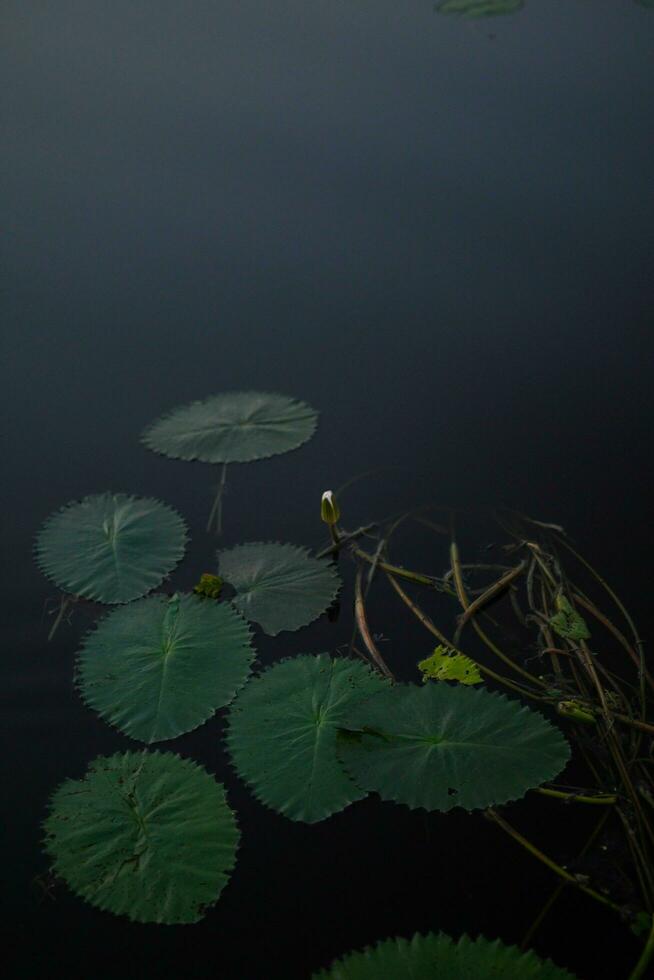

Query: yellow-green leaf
[418,645,482,685]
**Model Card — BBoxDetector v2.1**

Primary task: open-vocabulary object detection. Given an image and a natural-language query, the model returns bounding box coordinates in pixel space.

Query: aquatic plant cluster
[35,392,654,978]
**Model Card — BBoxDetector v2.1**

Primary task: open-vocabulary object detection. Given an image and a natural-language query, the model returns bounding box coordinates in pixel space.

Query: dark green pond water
[3,2,654,977]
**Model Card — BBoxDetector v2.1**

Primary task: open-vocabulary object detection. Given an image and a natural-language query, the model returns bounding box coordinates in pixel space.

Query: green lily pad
[436,0,524,17]
[141,391,318,464]
[312,931,577,979]
[226,655,389,823]
[35,493,187,604]
[43,751,239,924]
[338,683,570,812]
[76,593,254,743]
[218,542,341,636]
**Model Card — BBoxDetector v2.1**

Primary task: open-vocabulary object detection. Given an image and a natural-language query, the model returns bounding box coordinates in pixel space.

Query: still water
[3,2,654,977]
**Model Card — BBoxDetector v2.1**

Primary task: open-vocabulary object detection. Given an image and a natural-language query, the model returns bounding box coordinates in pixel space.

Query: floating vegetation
[193,572,224,599]
[141,391,318,464]
[418,644,482,685]
[43,751,239,924]
[35,391,654,977]
[312,931,577,979]
[218,541,341,636]
[35,493,187,605]
[141,391,318,532]
[338,683,570,812]
[76,593,254,743]
[226,655,389,822]
[549,594,591,642]
[436,0,525,18]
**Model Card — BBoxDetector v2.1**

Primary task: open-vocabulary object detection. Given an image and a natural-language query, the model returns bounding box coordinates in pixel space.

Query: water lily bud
[320,490,340,526]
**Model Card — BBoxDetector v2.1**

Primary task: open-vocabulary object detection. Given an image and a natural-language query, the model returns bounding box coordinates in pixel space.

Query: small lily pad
[141,391,318,464]
[436,0,524,17]
[418,645,482,685]
[218,542,341,636]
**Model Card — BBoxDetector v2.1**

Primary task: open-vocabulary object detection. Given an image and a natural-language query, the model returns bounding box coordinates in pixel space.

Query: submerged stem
[206,463,228,534]
[628,914,654,980]
[47,594,72,642]
[486,807,622,915]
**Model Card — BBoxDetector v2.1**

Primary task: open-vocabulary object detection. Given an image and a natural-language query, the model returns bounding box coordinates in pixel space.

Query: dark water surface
[3,2,654,977]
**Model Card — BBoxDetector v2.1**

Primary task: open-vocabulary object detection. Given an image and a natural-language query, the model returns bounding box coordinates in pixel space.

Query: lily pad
[218,542,341,636]
[312,931,577,979]
[43,751,239,924]
[35,493,187,604]
[226,655,389,823]
[338,683,570,812]
[436,0,524,17]
[76,593,254,743]
[141,391,318,464]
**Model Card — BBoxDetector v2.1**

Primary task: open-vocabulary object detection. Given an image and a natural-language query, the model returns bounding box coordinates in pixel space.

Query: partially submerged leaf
[218,541,341,635]
[43,751,239,924]
[312,931,577,979]
[141,391,318,464]
[549,595,590,642]
[436,0,525,16]
[35,493,187,604]
[226,655,389,823]
[418,645,482,685]
[338,683,570,812]
[76,593,254,742]
[193,572,224,599]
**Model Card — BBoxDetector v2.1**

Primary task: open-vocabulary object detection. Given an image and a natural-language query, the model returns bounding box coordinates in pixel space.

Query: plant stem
[354,566,394,680]
[47,595,71,641]
[534,787,617,805]
[316,525,377,559]
[385,572,547,702]
[352,545,445,590]
[628,914,654,980]
[206,463,228,534]
[521,809,611,949]
[486,807,623,915]
[449,541,549,690]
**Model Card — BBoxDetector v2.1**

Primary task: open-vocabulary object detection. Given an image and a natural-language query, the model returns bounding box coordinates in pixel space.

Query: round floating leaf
[35,493,187,604]
[437,0,524,17]
[312,931,577,979]
[141,391,318,464]
[218,542,340,636]
[227,655,389,823]
[338,683,570,812]
[76,593,254,743]
[43,751,239,924]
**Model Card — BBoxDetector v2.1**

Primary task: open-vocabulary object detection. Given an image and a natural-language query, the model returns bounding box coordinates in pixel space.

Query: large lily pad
[218,542,341,636]
[43,751,239,924]
[338,683,570,812]
[226,655,389,823]
[35,493,187,604]
[76,593,254,743]
[141,391,318,464]
[312,931,577,979]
